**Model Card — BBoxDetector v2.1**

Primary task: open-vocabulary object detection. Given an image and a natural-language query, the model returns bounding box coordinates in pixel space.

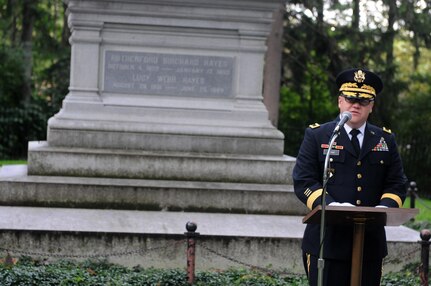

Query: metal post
[318,131,340,286]
[419,229,430,286]
[407,181,418,209]
[185,221,199,285]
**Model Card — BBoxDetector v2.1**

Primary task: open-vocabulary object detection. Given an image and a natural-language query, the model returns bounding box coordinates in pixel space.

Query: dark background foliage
[0,1,69,158]
[279,1,431,196]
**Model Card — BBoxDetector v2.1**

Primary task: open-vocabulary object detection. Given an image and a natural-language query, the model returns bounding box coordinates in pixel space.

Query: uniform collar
[343,121,366,135]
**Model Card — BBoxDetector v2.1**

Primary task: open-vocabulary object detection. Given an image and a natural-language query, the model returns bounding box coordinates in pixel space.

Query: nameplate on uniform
[323,149,340,156]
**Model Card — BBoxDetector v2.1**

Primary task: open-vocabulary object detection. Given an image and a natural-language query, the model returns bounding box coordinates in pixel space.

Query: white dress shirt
[343,122,366,148]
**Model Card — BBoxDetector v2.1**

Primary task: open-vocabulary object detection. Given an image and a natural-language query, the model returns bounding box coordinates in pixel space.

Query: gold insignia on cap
[361,84,375,95]
[339,82,376,97]
[354,70,366,83]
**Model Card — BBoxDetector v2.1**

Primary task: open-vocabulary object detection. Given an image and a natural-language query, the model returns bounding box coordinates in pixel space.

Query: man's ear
[338,96,343,107]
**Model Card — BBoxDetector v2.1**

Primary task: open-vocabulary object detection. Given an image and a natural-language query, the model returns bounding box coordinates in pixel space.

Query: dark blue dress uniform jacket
[292,119,407,261]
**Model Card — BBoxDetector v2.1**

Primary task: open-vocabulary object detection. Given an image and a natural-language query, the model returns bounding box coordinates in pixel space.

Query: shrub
[0,256,426,285]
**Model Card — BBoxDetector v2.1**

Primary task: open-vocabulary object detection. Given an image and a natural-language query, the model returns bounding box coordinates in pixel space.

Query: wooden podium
[303,206,419,286]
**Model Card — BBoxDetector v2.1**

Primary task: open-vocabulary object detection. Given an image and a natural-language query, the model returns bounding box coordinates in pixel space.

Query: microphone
[333,111,352,134]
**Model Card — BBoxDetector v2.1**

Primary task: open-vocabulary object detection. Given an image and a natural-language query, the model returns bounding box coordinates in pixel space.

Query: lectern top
[303,206,419,227]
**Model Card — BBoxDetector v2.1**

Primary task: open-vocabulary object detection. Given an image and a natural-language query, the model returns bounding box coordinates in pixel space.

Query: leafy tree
[0,46,24,106]
[280,0,431,194]
[0,0,69,158]
[396,72,431,196]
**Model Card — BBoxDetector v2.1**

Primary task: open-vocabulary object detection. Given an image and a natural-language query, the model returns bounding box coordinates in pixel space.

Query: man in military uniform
[292,68,407,286]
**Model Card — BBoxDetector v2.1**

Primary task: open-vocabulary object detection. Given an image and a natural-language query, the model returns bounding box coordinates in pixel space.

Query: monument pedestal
[0,0,295,212]
[26,0,289,185]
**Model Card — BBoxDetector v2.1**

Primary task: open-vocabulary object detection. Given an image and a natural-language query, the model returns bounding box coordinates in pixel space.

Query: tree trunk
[20,0,37,104]
[61,3,70,46]
[263,4,285,127]
[413,33,420,71]
[316,0,324,33]
[375,0,397,126]
[6,0,18,46]
[351,0,361,63]
[352,0,360,30]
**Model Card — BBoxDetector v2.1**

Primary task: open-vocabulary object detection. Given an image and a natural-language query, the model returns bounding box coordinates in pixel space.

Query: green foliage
[0,44,49,159]
[403,196,431,230]
[0,258,190,286]
[381,263,422,286]
[0,258,308,286]
[406,219,431,232]
[36,54,70,115]
[0,101,48,159]
[0,257,427,285]
[195,268,307,286]
[278,59,338,156]
[0,1,69,159]
[281,1,431,195]
[0,45,25,106]
[396,72,431,194]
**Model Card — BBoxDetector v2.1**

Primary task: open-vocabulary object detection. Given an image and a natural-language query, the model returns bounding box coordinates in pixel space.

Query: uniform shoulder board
[383,127,392,134]
[309,123,320,129]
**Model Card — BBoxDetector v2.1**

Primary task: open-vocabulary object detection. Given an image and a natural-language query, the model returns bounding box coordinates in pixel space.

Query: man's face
[338,95,374,128]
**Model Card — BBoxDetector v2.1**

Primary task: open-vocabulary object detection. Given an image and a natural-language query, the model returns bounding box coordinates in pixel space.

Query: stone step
[0,165,307,215]
[47,116,286,155]
[27,141,296,184]
[0,206,420,274]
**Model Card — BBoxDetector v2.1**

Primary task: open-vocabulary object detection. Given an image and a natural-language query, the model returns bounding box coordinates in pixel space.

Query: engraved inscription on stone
[104,51,234,97]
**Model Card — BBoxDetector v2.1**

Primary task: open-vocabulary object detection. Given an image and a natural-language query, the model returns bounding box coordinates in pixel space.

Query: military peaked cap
[336,68,383,99]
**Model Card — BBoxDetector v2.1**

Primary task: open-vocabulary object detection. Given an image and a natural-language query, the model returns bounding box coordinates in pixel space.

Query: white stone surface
[0,164,307,215]
[0,206,420,273]
[28,141,294,183]
[46,0,285,156]
[0,206,419,242]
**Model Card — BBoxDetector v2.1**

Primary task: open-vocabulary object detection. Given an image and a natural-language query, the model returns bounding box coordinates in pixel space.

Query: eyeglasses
[342,95,374,106]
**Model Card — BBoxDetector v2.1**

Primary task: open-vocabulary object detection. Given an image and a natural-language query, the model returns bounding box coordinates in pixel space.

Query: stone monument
[22,0,299,214]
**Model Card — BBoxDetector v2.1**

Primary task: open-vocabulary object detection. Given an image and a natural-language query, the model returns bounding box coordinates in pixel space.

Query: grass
[0,160,26,166]
[404,196,431,220]
[404,196,431,231]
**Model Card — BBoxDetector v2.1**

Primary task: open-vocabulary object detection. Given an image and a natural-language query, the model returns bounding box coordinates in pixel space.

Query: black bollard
[185,221,199,285]
[419,229,430,286]
[407,181,418,209]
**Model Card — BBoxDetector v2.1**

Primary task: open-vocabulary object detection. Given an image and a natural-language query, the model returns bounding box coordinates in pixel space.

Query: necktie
[350,129,361,156]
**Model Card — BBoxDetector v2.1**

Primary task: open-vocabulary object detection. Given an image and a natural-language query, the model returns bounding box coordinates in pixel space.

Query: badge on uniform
[321,143,343,156]
[372,137,389,151]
